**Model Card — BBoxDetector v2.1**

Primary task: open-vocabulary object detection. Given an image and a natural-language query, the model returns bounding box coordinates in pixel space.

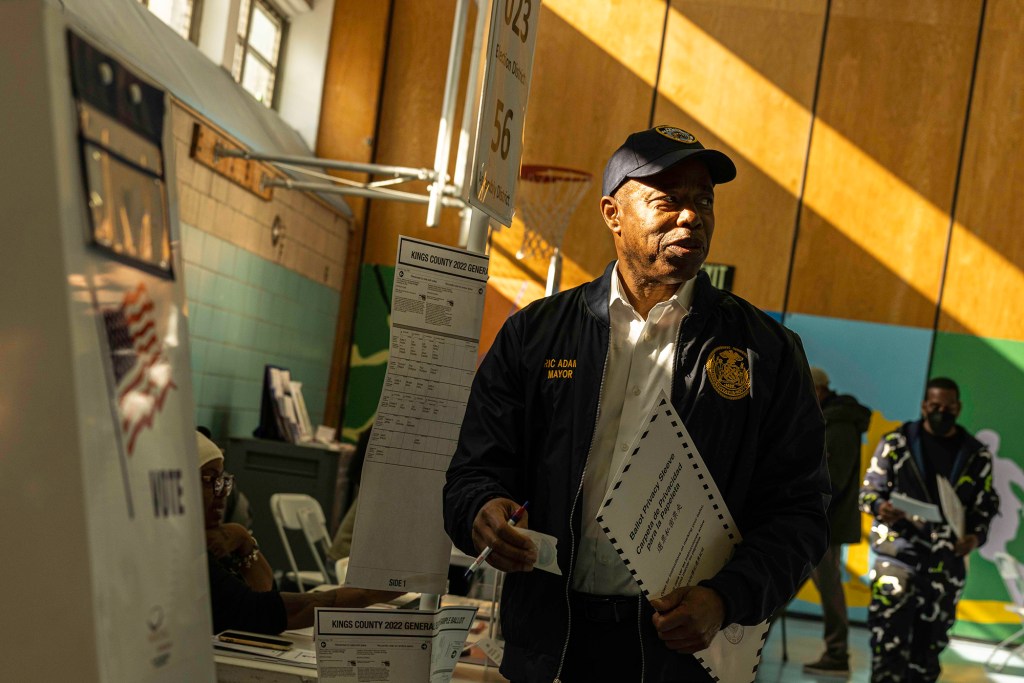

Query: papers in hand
[889,492,943,523]
[936,476,966,538]
[596,390,768,683]
[519,528,562,575]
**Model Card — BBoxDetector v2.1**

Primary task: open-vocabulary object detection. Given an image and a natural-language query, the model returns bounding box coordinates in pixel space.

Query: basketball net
[515,165,592,295]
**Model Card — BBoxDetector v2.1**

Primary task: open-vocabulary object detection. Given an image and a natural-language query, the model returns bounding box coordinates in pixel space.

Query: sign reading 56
[468,0,541,225]
[491,99,513,159]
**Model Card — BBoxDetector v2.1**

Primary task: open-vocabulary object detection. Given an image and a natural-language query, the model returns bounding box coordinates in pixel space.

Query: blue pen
[464,501,529,578]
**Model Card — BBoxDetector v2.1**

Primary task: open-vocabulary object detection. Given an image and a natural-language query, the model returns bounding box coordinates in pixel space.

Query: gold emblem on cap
[655,125,697,144]
[705,346,750,400]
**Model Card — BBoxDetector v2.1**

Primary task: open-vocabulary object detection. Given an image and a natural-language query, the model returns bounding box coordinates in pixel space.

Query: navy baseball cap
[602,125,737,196]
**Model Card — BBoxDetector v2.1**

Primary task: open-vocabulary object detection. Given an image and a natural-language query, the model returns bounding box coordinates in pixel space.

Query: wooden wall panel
[788,0,982,327]
[655,0,826,312]
[939,0,1024,341]
[316,0,393,224]
[318,0,393,427]
[361,0,470,265]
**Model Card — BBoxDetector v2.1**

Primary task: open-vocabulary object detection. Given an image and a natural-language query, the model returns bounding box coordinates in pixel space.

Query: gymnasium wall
[321,0,1024,641]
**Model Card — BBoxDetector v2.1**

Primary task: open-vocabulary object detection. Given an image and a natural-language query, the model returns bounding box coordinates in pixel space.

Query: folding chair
[984,551,1024,672]
[270,493,333,591]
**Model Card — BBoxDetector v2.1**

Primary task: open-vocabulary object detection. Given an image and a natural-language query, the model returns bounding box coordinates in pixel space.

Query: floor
[757,615,1024,682]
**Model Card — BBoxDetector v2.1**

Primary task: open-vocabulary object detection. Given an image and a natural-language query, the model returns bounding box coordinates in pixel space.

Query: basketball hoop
[515,165,592,294]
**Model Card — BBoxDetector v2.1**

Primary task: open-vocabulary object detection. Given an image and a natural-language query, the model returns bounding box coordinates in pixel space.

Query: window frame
[233,0,289,109]
[137,0,203,45]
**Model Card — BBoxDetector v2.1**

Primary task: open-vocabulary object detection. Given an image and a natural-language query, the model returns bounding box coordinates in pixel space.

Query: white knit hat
[196,432,224,468]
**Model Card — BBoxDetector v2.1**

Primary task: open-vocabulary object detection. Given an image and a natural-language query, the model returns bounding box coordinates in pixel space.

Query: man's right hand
[877,500,906,525]
[471,498,538,572]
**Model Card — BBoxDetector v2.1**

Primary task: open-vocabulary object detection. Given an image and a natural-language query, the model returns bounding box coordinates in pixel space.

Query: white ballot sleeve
[596,390,769,683]
[936,476,965,538]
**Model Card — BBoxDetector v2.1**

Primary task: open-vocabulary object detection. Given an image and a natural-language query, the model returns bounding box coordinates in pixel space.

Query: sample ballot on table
[346,236,489,594]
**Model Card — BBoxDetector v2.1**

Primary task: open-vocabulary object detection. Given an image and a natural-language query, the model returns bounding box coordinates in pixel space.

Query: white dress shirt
[571,264,695,595]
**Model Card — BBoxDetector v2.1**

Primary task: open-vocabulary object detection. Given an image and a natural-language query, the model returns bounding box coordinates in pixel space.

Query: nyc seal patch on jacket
[706,346,750,399]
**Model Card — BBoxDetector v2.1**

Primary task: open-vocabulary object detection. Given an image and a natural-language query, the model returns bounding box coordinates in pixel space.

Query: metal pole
[452,0,489,198]
[263,178,466,207]
[426,0,472,227]
[545,248,562,296]
[463,207,490,254]
[215,144,433,180]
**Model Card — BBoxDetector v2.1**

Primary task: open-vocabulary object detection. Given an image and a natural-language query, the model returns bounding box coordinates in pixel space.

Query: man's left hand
[650,586,725,653]
[954,533,979,557]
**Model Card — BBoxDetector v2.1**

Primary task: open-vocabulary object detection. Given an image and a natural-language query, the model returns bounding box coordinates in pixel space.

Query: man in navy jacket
[444,126,830,682]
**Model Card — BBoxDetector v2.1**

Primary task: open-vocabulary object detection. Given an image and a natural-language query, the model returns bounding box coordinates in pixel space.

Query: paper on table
[315,605,478,683]
[890,492,943,523]
[212,637,318,668]
[596,390,769,683]
[936,476,965,538]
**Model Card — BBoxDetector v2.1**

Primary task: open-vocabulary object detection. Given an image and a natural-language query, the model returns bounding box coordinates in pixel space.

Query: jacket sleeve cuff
[458,488,510,553]
[699,574,751,627]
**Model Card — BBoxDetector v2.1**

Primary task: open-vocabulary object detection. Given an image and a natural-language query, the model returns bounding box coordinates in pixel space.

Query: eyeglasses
[200,472,235,498]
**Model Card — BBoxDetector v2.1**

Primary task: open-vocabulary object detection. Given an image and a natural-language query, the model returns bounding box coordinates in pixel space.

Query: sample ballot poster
[315,606,478,683]
[596,390,770,683]
[346,236,489,593]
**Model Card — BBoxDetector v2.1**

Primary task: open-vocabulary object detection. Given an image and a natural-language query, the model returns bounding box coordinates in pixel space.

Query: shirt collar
[610,262,696,317]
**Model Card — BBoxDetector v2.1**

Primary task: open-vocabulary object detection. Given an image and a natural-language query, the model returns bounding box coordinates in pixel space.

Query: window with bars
[137,0,200,43]
[231,0,287,108]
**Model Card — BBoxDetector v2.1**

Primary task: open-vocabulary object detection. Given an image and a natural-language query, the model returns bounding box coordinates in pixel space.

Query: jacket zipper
[552,342,610,683]
[906,442,979,536]
[953,450,979,491]
[907,439,979,504]
[905,450,933,504]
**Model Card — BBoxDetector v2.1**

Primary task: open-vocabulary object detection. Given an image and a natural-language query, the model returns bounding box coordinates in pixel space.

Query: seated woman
[198,432,397,634]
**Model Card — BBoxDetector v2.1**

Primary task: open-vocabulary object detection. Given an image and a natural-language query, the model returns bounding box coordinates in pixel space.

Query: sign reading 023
[469,0,540,227]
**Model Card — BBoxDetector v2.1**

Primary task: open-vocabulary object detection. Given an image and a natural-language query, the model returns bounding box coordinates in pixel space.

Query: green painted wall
[340,264,395,443]
[931,332,1024,640]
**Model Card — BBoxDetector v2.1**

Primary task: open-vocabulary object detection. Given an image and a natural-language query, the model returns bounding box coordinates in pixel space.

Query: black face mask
[926,410,956,435]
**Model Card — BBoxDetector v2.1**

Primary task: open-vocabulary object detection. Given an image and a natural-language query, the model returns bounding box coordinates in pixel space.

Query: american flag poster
[102,282,178,455]
[99,281,179,517]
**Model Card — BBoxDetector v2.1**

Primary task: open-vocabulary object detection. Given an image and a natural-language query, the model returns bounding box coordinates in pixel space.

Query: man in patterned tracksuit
[860,377,998,682]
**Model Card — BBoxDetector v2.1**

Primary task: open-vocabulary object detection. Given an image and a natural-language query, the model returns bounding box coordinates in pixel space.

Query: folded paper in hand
[519,528,561,575]
[596,389,769,683]
[935,476,965,538]
[889,492,943,523]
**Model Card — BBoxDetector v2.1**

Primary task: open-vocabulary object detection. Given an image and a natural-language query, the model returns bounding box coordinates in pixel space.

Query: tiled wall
[170,104,351,440]
[182,226,341,438]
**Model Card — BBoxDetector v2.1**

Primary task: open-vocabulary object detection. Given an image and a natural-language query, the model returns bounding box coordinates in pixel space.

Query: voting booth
[0,1,213,680]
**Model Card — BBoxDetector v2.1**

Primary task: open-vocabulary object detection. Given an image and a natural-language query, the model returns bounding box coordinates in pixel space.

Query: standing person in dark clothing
[444,126,830,683]
[804,367,871,677]
[860,377,998,683]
